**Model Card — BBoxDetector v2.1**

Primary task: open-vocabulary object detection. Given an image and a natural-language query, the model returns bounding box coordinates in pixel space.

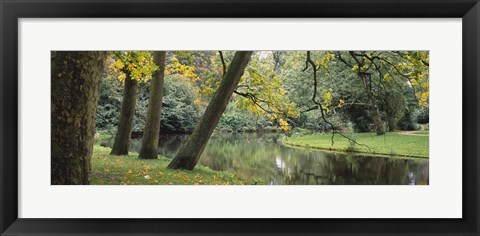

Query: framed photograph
[1,0,479,235]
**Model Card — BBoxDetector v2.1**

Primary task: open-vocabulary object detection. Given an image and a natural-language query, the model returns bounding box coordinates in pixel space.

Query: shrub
[413,107,429,124]
[96,74,203,135]
[397,111,417,131]
[160,74,203,133]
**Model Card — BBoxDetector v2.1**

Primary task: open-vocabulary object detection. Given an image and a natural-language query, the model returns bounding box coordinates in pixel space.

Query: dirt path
[396,131,429,136]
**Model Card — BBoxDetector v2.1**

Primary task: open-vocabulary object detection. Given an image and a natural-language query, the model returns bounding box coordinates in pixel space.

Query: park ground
[90,141,263,185]
[91,131,428,185]
[282,131,429,158]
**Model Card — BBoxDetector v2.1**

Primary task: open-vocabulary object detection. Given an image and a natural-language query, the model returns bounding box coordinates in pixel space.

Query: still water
[115,133,429,185]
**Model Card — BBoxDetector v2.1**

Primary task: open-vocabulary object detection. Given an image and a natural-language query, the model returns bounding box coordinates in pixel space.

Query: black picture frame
[1,0,479,235]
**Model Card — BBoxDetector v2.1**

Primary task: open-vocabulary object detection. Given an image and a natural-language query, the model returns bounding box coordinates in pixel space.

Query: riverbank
[282,131,429,158]
[90,144,262,185]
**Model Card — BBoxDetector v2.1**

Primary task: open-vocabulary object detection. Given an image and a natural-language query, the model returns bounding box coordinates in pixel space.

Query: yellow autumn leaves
[278,119,289,132]
[165,57,200,83]
[108,52,201,84]
[393,52,429,108]
[108,51,158,83]
[235,66,300,133]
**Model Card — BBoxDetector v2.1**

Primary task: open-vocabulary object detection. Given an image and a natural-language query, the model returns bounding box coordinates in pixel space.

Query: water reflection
[107,133,429,185]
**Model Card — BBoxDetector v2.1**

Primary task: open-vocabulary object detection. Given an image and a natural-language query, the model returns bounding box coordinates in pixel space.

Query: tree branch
[304,51,370,150]
[218,51,227,79]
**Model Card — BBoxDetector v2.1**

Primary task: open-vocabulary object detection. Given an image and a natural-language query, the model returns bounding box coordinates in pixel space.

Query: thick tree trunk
[139,51,166,159]
[111,70,138,155]
[51,51,106,185]
[167,51,253,170]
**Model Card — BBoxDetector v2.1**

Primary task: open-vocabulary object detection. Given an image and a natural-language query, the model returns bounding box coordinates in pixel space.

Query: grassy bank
[90,145,262,185]
[283,132,429,158]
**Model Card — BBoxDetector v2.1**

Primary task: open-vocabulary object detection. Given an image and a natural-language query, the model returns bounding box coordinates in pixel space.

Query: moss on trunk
[167,51,253,170]
[139,51,166,159]
[51,51,106,185]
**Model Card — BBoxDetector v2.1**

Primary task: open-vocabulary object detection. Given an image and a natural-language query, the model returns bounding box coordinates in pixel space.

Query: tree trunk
[347,51,385,136]
[387,117,397,132]
[138,51,166,159]
[51,51,106,185]
[167,51,253,170]
[366,90,385,135]
[361,73,385,136]
[110,70,138,155]
[370,105,386,135]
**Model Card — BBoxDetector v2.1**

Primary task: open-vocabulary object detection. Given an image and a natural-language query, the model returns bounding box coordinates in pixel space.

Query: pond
[109,133,429,185]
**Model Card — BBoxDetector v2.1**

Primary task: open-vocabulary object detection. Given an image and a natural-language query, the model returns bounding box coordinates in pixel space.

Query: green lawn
[412,130,429,135]
[90,145,262,185]
[283,132,429,158]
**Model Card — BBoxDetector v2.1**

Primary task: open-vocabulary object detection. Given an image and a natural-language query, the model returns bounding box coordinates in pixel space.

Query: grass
[90,144,263,185]
[412,130,429,135]
[283,132,429,158]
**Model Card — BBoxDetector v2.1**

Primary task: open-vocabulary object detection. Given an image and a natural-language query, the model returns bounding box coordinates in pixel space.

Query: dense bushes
[413,108,429,124]
[397,111,416,131]
[396,107,429,131]
[96,77,123,132]
[161,74,202,133]
[217,101,276,133]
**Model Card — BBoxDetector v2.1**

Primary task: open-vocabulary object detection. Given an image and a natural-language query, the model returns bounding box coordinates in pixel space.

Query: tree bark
[110,69,138,155]
[138,51,166,159]
[167,51,253,170]
[51,51,106,185]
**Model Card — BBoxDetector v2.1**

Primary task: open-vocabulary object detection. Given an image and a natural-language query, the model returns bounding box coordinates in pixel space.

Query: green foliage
[161,74,203,133]
[96,77,123,133]
[236,53,300,120]
[200,51,300,132]
[397,110,417,131]
[97,50,429,136]
[96,71,202,134]
[413,107,429,124]
[217,101,275,133]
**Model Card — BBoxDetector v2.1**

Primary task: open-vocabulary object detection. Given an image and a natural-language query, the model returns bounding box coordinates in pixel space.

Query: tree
[331,52,385,134]
[139,51,166,159]
[199,51,300,133]
[51,51,107,184]
[109,52,158,155]
[344,51,386,135]
[110,69,139,155]
[167,51,253,170]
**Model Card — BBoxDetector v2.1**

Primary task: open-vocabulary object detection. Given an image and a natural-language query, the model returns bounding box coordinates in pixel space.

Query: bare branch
[218,51,227,79]
[304,51,370,150]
